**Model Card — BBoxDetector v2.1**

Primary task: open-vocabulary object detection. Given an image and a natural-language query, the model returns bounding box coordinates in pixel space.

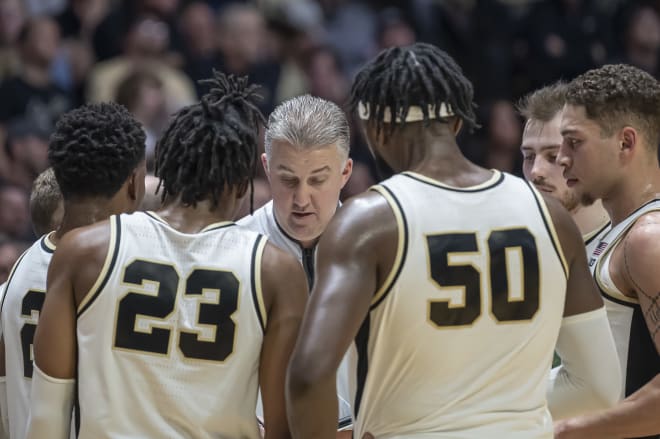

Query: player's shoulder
[623,211,660,260]
[56,218,113,262]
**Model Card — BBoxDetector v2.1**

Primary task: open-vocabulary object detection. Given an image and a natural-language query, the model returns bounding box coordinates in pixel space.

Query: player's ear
[620,126,637,153]
[452,117,464,136]
[127,160,146,203]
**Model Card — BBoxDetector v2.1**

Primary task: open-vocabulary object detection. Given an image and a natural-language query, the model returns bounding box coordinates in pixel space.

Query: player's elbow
[286,350,334,400]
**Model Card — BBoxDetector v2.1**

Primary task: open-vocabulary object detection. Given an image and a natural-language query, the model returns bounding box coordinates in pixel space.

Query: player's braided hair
[48,102,146,200]
[155,70,266,209]
[349,42,479,135]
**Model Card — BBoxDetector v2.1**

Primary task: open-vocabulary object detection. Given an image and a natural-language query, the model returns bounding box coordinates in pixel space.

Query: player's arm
[554,373,660,438]
[553,218,660,437]
[621,217,660,353]
[24,231,83,439]
[287,192,396,439]
[259,242,308,439]
[26,223,110,439]
[542,194,621,419]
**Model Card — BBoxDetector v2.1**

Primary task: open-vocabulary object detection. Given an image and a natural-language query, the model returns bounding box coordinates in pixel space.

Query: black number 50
[426,228,540,327]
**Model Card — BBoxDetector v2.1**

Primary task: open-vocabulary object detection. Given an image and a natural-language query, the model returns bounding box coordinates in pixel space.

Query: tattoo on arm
[624,237,660,339]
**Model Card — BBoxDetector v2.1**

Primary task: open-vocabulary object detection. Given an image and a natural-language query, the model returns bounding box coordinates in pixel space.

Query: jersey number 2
[426,228,540,327]
[114,260,238,362]
[20,290,45,378]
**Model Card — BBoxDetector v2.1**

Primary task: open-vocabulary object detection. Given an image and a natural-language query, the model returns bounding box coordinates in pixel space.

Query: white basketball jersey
[583,221,610,257]
[353,171,568,439]
[238,201,353,426]
[589,200,660,399]
[0,234,55,439]
[76,212,267,439]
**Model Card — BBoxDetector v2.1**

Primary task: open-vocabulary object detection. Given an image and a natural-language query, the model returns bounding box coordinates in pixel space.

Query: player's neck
[571,200,609,236]
[53,200,121,243]
[155,198,238,234]
[602,164,660,226]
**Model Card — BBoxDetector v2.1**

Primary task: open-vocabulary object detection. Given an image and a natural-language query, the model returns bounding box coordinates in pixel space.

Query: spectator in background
[616,5,660,78]
[304,45,348,105]
[523,0,612,90]
[0,17,73,130]
[463,100,523,176]
[0,0,26,81]
[92,0,184,62]
[215,3,282,112]
[376,7,416,50]
[0,185,31,241]
[178,1,217,96]
[1,116,50,190]
[86,15,195,113]
[0,240,28,284]
[115,69,169,170]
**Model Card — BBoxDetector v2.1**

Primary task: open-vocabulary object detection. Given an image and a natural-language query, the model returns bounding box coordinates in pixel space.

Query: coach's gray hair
[264,95,350,161]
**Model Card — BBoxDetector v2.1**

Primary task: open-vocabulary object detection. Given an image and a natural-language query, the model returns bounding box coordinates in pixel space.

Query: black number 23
[426,228,540,327]
[114,260,239,362]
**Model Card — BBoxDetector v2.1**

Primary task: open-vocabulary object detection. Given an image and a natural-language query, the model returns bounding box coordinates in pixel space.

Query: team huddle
[0,42,659,439]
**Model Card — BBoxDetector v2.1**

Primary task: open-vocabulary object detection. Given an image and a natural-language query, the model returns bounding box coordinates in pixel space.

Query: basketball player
[0,167,63,439]
[287,43,620,438]
[1,103,146,439]
[553,64,660,438]
[238,94,353,428]
[26,72,307,439]
[518,82,610,252]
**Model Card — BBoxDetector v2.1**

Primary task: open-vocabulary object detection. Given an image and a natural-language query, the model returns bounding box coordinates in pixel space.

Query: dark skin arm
[541,193,604,316]
[259,242,308,439]
[287,191,397,439]
[33,220,111,379]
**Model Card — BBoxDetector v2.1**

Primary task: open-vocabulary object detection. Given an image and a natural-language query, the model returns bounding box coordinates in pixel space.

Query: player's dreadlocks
[349,42,479,135]
[155,70,266,209]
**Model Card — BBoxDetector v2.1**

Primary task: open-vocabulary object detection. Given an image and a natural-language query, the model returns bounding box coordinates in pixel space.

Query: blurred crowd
[1,0,660,282]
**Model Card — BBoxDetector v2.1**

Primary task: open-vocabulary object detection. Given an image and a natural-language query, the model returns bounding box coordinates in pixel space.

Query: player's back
[0,234,54,439]
[76,211,267,438]
[355,171,567,438]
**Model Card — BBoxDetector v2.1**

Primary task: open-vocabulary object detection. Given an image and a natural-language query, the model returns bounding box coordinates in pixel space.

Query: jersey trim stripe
[353,314,370,419]
[77,215,121,317]
[250,234,268,332]
[598,285,638,306]
[0,249,29,315]
[369,185,409,309]
[524,181,569,278]
[40,233,56,254]
[145,211,236,233]
[402,170,505,192]
[583,221,610,245]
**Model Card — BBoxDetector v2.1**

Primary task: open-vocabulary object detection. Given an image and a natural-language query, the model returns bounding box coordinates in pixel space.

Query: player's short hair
[48,102,146,200]
[155,70,266,209]
[265,95,350,162]
[517,82,567,122]
[349,42,479,135]
[29,168,62,236]
[565,64,660,149]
